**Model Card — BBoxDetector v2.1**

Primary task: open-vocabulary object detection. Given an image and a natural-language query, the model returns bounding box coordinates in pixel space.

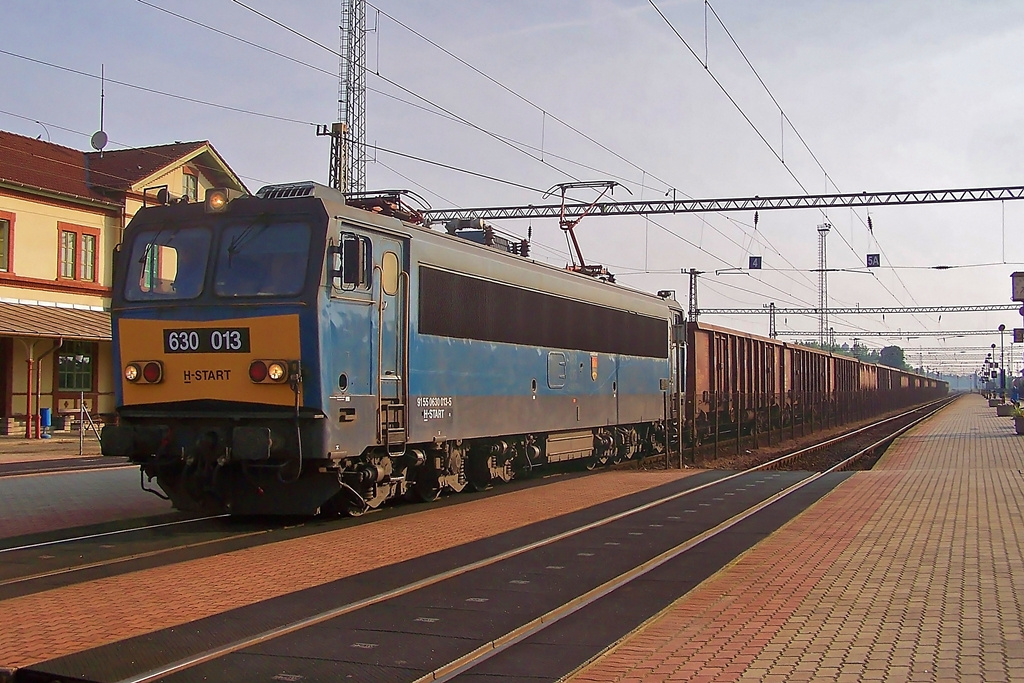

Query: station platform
[569,392,1024,683]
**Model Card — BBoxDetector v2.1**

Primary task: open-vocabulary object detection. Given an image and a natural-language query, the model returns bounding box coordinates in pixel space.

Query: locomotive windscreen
[419,266,668,358]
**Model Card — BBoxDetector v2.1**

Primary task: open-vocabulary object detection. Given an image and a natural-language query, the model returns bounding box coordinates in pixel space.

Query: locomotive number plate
[163,328,251,354]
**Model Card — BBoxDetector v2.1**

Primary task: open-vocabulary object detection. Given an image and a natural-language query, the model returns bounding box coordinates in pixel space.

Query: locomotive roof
[274,181,685,318]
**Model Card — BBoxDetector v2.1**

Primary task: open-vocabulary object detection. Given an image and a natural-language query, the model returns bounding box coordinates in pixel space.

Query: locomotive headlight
[205,188,230,213]
[204,187,242,213]
[124,363,141,382]
[267,362,287,382]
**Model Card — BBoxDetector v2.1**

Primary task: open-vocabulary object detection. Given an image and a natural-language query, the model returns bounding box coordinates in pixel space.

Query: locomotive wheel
[345,502,368,517]
[411,477,442,502]
[466,452,493,491]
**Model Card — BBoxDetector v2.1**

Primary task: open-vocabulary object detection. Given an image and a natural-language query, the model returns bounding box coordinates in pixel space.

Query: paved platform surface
[0,433,101,464]
[568,392,1024,683]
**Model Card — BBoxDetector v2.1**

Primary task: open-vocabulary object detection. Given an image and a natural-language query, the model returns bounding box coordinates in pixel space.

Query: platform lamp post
[999,326,1007,400]
[987,351,994,398]
[1011,272,1024,399]
[987,344,995,397]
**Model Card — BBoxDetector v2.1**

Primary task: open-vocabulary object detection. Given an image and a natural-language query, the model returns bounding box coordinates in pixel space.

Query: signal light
[249,360,268,383]
[249,360,290,384]
[142,362,163,383]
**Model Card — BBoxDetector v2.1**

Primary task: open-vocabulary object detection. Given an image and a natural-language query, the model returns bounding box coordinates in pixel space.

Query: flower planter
[997,404,1015,417]
[989,398,1002,407]
[1014,416,1024,435]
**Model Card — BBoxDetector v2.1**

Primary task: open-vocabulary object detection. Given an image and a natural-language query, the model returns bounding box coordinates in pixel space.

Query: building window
[58,341,94,392]
[0,215,10,272]
[81,234,96,282]
[57,223,100,282]
[60,230,76,279]
[183,171,198,202]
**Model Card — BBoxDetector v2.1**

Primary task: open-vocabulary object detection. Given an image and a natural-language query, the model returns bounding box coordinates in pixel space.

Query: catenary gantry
[422,184,1024,223]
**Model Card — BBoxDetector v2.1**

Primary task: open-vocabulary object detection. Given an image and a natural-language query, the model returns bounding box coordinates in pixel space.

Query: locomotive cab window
[123,227,211,301]
[214,221,311,298]
[334,232,371,291]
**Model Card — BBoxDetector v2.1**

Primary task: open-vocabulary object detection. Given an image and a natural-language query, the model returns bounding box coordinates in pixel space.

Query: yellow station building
[0,130,246,435]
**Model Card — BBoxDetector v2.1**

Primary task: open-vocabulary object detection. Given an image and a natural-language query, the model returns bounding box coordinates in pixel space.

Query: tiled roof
[0,301,110,341]
[85,141,208,190]
[0,131,113,205]
[0,130,241,202]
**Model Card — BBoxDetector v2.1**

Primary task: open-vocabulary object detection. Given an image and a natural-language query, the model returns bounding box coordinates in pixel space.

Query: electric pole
[319,0,366,193]
[817,223,831,348]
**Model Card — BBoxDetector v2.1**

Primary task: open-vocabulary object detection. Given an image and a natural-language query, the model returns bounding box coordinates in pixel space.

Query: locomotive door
[375,236,408,452]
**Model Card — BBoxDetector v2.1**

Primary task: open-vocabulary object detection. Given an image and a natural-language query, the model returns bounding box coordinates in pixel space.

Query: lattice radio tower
[817,222,831,347]
[321,0,367,193]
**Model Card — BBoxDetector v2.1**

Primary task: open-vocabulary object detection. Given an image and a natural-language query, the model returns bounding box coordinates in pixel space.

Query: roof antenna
[90,63,108,157]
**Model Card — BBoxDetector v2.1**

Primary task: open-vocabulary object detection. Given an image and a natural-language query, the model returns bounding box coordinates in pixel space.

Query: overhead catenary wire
[4,3,978,337]
[110,1,828,309]
[705,1,926,314]
[647,0,927,323]
[208,0,830,304]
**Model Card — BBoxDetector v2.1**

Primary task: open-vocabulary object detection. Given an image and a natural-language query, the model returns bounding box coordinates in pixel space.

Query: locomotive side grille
[419,267,668,358]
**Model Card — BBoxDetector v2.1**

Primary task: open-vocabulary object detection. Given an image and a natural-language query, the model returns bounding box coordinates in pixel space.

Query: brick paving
[569,393,1024,683]
[0,433,101,464]
[0,469,693,670]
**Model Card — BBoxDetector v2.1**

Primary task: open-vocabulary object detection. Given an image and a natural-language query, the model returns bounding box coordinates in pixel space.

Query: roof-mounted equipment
[446,218,530,257]
[545,180,628,279]
[345,189,429,224]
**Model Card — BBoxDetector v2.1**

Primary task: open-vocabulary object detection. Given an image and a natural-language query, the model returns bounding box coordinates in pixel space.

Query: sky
[3,0,1024,377]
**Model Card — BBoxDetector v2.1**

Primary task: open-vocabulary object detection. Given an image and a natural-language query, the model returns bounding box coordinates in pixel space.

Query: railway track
[0,470,590,601]
[0,456,131,478]
[13,397,952,683]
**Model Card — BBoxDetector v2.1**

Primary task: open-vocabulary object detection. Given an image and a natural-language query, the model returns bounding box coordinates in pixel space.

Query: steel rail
[752,395,953,470]
[0,514,229,554]
[116,398,952,683]
[0,463,134,479]
[0,529,273,589]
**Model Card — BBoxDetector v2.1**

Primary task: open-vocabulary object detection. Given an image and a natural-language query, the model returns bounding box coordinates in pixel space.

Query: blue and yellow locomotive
[102,182,683,515]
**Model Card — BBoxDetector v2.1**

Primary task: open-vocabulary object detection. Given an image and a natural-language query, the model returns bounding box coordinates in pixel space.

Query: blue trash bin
[39,407,52,439]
